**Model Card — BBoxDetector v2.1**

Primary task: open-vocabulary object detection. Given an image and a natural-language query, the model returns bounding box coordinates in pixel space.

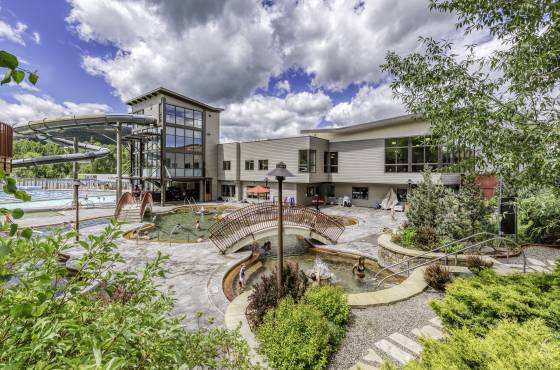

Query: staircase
[118,203,142,223]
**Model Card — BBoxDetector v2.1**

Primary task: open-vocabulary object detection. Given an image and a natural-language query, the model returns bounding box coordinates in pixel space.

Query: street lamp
[267,162,294,296]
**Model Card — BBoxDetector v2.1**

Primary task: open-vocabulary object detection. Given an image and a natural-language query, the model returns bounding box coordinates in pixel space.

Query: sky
[0,0,492,142]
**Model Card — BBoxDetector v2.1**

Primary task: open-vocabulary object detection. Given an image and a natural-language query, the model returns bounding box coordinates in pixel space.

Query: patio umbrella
[247,185,270,203]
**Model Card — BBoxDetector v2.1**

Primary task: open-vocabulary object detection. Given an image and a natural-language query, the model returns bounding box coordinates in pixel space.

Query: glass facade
[221,184,235,197]
[164,103,204,178]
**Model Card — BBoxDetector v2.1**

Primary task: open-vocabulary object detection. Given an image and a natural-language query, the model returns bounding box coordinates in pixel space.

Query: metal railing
[374,232,499,281]
[208,202,345,253]
[374,235,526,290]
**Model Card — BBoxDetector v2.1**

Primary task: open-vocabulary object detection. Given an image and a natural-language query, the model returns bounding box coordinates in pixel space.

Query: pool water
[145,206,235,242]
[33,218,113,236]
[0,189,115,210]
[234,235,403,295]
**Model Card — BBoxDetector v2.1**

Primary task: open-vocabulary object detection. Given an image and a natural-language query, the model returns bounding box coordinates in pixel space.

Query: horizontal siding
[238,137,311,183]
[309,136,330,183]
[217,143,239,181]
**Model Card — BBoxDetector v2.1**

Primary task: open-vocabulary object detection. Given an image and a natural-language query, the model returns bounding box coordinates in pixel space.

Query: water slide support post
[116,123,122,203]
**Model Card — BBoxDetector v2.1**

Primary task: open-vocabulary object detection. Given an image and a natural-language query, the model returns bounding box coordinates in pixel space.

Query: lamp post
[267,162,294,295]
[264,177,269,201]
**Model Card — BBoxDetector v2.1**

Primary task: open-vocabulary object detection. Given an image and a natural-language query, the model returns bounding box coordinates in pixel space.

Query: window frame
[245,160,255,171]
[352,187,369,200]
[258,159,268,171]
[223,161,231,171]
[299,149,316,173]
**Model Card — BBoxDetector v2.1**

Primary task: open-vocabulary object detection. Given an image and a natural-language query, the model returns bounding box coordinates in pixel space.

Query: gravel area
[328,292,443,369]
[503,245,560,267]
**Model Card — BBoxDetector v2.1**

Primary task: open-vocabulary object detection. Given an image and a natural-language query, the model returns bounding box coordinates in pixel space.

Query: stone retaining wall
[377,233,496,275]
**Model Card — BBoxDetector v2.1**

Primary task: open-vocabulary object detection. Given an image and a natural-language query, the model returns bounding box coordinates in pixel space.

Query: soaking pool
[141,205,238,242]
[226,235,403,298]
[0,189,115,211]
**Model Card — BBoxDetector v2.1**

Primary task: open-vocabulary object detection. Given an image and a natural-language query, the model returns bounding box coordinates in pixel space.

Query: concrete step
[374,339,415,365]
[429,317,443,328]
[349,362,378,370]
[388,332,423,355]
[362,348,383,364]
[412,325,444,340]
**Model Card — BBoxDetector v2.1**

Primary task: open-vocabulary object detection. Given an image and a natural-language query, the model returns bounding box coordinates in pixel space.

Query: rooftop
[126,87,224,112]
[301,114,420,135]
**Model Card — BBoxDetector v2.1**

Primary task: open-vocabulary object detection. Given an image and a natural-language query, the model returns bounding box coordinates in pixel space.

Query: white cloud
[275,80,290,93]
[67,0,281,104]
[272,0,460,90]
[0,20,27,45]
[8,80,40,92]
[0,94,111,125]
[326,83,406,126]
[221,91,332,142]
[32,31,40,44]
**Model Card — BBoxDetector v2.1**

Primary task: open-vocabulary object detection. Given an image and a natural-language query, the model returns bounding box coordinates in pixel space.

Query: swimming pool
[1,189,116,211]
[33,217,113,236]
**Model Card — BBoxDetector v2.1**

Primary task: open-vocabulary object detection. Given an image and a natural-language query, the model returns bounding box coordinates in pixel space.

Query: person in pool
[238,264,247,290]
[352,257,366,279]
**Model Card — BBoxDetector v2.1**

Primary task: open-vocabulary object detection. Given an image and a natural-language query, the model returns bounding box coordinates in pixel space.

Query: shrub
[413,225,439,250]
[519,189,560,243]
[303,285,349,327]
[465,255,493,272]
[406,169,449,229]
[402,319,560,370]
[430,267,560,336]
[400,226,417,248]
[257,297,338,370]
[440,242,464,254]
[423,264,452,291]
[246,261,308,329]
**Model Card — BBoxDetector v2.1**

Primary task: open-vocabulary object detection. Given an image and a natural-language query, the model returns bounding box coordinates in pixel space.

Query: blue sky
[0,0,482,141]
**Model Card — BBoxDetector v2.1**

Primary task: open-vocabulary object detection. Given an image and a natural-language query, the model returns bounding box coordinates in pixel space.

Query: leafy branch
[0,50,38,86]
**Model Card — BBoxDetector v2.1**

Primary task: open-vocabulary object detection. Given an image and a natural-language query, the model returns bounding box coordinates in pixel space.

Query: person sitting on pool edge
[352,257,366,279]
[238,264,247,290]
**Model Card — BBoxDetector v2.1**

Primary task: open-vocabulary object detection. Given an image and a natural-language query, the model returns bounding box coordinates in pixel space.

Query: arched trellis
[208,202,345,253]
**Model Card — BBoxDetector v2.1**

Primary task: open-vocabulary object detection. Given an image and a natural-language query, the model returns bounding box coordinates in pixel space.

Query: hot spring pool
[227,235,403,297]
[142,205,237,242]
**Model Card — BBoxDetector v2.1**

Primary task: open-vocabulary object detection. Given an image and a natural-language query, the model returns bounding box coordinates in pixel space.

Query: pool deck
[18,202,405,330]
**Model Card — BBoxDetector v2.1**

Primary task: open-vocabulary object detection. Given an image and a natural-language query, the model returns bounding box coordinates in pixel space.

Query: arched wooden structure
[209,202,345,254]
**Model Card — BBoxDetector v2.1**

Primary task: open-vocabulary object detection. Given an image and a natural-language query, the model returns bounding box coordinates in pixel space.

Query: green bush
[246,261,308,329]
[401,319,560,370]
[303,285,349,327]
[519,189,560,243]
[257,297,338,370]
[400,226,417,248]
[430,267,560,336]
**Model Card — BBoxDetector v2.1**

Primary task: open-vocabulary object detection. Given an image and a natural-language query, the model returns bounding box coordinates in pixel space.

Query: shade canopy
[247,185,270,194]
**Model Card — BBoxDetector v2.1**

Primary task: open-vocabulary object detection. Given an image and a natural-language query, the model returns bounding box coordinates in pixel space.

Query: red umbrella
[247,185,270,193]
[247,185,270,203]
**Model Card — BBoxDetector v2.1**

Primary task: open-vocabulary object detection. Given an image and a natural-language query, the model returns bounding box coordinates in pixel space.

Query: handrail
[114,192,135,218]
[208,202,345,253]
[139,192,153,220]
[373,231,498,280]
[375,236,525,289]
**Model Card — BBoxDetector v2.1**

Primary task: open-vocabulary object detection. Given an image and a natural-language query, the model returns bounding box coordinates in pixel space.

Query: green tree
[382,0,560,190]
[406,169,450,229]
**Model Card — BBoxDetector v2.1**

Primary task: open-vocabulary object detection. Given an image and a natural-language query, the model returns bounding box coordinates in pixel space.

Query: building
[218,114,464,207]
[124,87,463,207]
[125,87,223,203]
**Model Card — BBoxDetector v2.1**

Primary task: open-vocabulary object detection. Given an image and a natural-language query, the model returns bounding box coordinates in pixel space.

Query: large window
[223,161,231,170]
[384,136,464,173]
[165,127,202,153]
[258,160,268,171]
[245,160,254,171]
[298,149,316,173]
[385,137,409,173]
[221,185,236,197]
[323,152,338,173]
[165,152,197,177]
[165,103,203,129]
[305,186,319,197]
[352,187,369,200]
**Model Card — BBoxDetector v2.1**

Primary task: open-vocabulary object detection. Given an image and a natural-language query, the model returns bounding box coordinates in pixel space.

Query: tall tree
[383,0,560,190]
